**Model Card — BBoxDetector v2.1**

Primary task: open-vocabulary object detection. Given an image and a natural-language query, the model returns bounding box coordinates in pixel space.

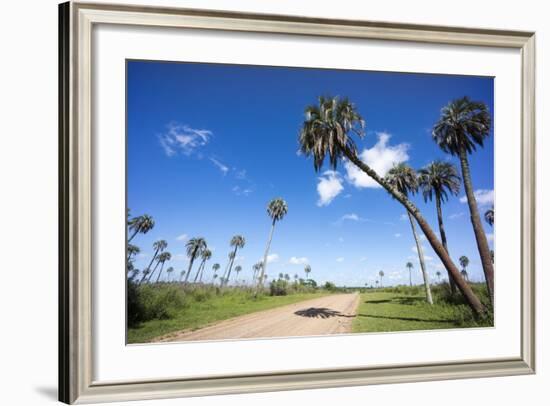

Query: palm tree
[284,273,290,281]
[433,97,494,303]
[386,163,433,305]
[221,251,236,285]
[223,235,246,286]
[166,266,174,282]
[375,280,379,288]
[378,270,384,287]
[406,262,413,287]
[182,237,207,283]
[155,251,172,283]
[252,262,263,284]
[485,206,494,226]
[127,244,140,262]
[211,263,220,283]
[298,95,484,316]
[304,264,311,280]
[140,239,167,284]
[127,214,154,242]
[278,273,284,280]
[418,160,461,293]
[234,265,242,282]
[459,256,470,282]
[194,249,212,283]
[256,198,288,291]
[436,271,442,283]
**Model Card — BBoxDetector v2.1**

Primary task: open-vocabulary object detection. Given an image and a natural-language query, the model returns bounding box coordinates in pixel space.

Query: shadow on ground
[294,307,355,319]
[357,313,456,324]
[364,296,425,306]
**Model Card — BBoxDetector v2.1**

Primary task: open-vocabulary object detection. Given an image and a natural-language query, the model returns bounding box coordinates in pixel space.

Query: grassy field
[352,284,493,333]
[127,285,329,343]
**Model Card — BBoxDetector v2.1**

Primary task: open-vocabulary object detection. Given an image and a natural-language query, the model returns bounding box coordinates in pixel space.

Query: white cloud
[336,257,345,262]
[400,214,408,221]
[317,170,344,206]
[175,233,188,241]
[448,212,465,220]
[210,158,229,175]
[394,233,401,238]
[359,256,368,262]
[460,189,494,207]
[260,253,279,264]
[345,132,409,189]
[389,271,404,280]
[338,237,344,243]
[158,122,211,156]
[232,185,252,196]
[424,255,434,262]
[235,169,247,180]
[289,256,309,265]
[335,213,370,224]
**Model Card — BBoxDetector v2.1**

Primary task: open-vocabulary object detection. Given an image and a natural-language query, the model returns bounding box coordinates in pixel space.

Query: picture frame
[59,1,536,404]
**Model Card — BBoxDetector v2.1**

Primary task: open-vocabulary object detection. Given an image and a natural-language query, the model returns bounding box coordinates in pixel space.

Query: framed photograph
[59,1,535,403]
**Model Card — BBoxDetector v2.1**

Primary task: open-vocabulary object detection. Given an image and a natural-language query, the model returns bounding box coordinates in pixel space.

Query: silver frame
[59,1,536,403]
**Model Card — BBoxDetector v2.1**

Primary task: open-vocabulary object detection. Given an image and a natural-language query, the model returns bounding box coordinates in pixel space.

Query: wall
[0,0,546,405]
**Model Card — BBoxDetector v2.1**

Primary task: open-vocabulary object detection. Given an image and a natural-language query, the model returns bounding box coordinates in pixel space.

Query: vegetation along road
[154,292,360,342]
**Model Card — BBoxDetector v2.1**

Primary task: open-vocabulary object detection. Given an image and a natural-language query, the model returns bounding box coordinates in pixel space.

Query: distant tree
[194,249,212,283]
[256,198,288,291]
[166,266,174,282]
[378,270,385,287]
[406,262,414,287]
[459,256,470,282]
[304,264,311,280]
[182,237,207,283]
[127,244,140,262]
[211,263,221,283]
[224,235,245,286]
[436,271,442,283]
[140,239,167,284]
[234,265,242,281]
[155,251,172,283]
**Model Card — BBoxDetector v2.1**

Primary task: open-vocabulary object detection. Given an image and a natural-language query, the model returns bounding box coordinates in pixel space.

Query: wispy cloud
[232,185,252,196]
[210,158,229,175]
[289,256,309,265]
[158,122,211,156]
[259,253,279,264]
[336,257,345,263]
[345,132,409,189]
[394,233,401,238]
[448,212,465,220]
[317,170,344,206]
[175,234,188,241]
[460,189,494,207]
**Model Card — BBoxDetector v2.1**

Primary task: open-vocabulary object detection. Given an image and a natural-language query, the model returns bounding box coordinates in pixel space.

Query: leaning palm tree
[304,264,312,280]
[182,237,207,283]
[155,251,172,283]
[252,262,263,284]
[406,262,414,287]
[127,214,155,242]
[211,263,221,283]
[223,235,246,286]
[256,198,288,291]
[433,97,494,303]
[485,206,494,227]
[140,239,167,284]
[127,244,140,262]
[418,160,461,293]
[386,163,433,304]
[194,249,212,283]
[221,251,236,285]
[378,270,385,287]
[459,256,470,282]
[298,95,484,316]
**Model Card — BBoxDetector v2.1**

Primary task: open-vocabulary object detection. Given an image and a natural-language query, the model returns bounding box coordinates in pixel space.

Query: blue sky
[127,60,494,287]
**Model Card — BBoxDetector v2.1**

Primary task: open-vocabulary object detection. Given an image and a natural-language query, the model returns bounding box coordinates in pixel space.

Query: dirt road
[155,292,360,342]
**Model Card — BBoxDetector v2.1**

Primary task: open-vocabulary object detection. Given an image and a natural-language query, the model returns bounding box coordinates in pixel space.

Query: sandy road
[155,292,360,342]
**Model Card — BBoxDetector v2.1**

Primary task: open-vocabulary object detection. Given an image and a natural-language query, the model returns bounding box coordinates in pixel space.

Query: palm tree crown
[418,161,461,203]
[299,96,365,171]
[432,96,491,156]
[153,239,168,252]
[230,235,246,249]
[267,198,288,223]
[186,237,207,258]
[128,214,155,240]
[485,206,494,226]
[385,163,418,197]
[459,256,470,270]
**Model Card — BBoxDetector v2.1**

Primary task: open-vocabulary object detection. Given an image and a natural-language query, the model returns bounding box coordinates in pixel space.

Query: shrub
[269,279,289,296]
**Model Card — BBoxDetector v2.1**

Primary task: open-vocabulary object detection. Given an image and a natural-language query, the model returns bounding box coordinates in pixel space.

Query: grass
[352,284,493,333]
[127,285,329,343]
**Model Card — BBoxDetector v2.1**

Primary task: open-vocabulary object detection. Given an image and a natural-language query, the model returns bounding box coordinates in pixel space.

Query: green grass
[352,285,493,333]
[127,286,329,344]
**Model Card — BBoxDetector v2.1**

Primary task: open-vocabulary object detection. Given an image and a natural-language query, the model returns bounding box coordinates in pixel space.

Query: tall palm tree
[485,206,494,226]
[406,262,413,287]
[386,163,433,305]
[221,251,236,286]
[304,264,311,280]
[252,262,263,284]
[127,244,140,262]
[155,251,172,283]
[234,265,242,282]
[194,249,212,283]
[256,198,288,291]
[140,239,167,284]
[183,237,207,283]
[298,95,484,316]
[127,214,155,242]
[211,263,220,283]
[433,97,494,303]
[223,235,246,286]
[418,160,461,293]
[379,270,384,287]
[436,271,442,283]
[166,266,174,282]
[459,256,470,282]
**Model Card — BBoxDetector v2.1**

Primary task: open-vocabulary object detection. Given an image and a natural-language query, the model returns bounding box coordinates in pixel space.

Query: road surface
[155,292,360,342]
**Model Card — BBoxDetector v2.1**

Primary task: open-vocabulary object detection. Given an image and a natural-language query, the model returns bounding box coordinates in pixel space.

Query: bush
[127,282,186,325]
[269,279,289,296]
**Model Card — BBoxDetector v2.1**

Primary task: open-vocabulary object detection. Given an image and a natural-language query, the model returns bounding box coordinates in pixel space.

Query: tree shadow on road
[294,307,355,319]
[357,313,456,324]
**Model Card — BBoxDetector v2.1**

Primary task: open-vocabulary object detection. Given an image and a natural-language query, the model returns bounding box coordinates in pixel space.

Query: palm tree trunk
[408,211,433,304]
[128,228,139,243]
[342,146,485,316]
[256,220,276,292]
[155,261,166,283]
[194,259,206,283]
[139,248,160,284]
[183,251,197,283]
[435,193,457,294]
[458,148,494,305]
[224,246,239,287]
[408,268,412,287]
[147,260,161,283]
[198,264,207,282]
